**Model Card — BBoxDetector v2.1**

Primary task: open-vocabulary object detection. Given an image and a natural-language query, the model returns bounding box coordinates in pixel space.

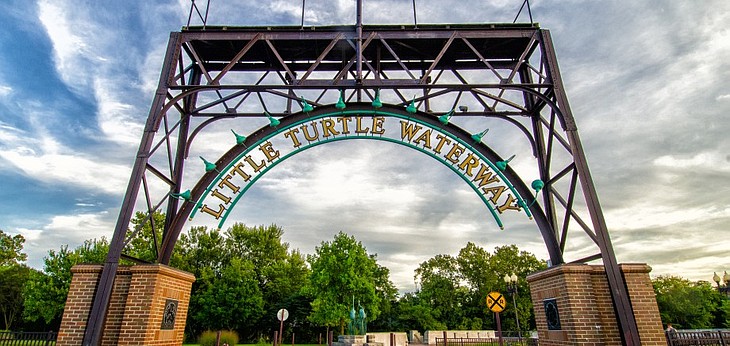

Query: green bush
[256,335,271,346]
[198,330,239,346]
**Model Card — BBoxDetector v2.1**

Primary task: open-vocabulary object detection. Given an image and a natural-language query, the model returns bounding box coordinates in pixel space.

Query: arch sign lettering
[172,101,541,233]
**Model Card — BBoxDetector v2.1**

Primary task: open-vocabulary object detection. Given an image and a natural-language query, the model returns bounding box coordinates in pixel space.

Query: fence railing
[666,330,730,346]
[436,336,538,346]
[0,331,57,346]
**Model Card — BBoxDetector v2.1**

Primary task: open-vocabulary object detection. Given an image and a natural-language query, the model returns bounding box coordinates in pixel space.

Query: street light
[504,273,521,339]
[713,271,730,296]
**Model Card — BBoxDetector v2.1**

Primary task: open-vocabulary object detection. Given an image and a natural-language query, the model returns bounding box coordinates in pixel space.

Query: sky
[1,0,729,293]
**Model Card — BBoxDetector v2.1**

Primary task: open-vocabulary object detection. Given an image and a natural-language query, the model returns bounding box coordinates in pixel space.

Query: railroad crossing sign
[486,292,506,313]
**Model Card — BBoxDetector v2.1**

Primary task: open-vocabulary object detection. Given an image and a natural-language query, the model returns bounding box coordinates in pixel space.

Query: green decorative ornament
[199,156,217,172]
[301,97,314,113]
[471,128,489,143]
[532,179,545,192]
[438,109,454,125]
[336,92,346,110]
[231,129,246,145]
[406,99,417,114]
[266,112,280,127]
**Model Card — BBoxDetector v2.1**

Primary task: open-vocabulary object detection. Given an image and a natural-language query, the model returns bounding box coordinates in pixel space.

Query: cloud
[0,85,12,97]
[37,1,152,146]
[37,0,106,93]
[93,78,145,144]
[16,212,115,269]
[0,128,130,194]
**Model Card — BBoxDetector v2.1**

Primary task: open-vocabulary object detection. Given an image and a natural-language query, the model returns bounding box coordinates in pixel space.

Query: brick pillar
[526,263,663,346]
[619,264,665,345]
[102,267,133,346]
[117,264,195,346]
[58,264,195,346]
[57,265,103,345]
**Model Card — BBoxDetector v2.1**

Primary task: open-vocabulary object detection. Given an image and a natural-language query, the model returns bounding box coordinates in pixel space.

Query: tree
[0,264,31,330]
[125,211,166,262]
[23,238,109,326]
[414,254,467,329]
[170,226,227,277]
[0,229,30,330]
[653,276,730,329]
[412,243,546,332]
[171,224,311,342]
[0,230,27,266]
[190,258,264,332]
[481,245,546,332]
[305,232,393,334]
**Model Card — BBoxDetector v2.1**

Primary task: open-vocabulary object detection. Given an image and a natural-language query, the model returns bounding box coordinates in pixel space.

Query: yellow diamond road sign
[486,291,506,313]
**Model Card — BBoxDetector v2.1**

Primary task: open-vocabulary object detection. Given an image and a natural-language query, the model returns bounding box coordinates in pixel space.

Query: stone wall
[423,330,496,345]
[527,263,663,346]
[367,332,408,346]
[57,264,195,346]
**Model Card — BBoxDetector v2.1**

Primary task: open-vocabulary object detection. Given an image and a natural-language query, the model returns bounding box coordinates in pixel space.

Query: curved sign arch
[161,103,562,264]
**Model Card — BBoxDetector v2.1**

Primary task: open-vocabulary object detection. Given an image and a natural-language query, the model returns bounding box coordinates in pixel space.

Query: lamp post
[503,273,521,339]
[712,271,730,296]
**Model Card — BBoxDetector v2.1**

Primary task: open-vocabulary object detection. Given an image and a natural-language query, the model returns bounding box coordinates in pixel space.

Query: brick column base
[526,263,664,346]
[58,264,195,346]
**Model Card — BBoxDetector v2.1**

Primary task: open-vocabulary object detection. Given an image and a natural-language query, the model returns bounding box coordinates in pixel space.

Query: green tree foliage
[0,230,27,266]
[413,243,545,332]
[653,275,730,329]
[305,231,395,333]
[0,264,32,330]
[0,230,31,330]
[172,224,310,342]
[23,238,109,326]
[192,258,264,331]
[125,211,166,262]
[414,254,467,329]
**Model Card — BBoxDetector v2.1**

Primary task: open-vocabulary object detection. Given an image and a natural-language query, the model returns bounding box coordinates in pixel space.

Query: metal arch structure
[83,22,641,346]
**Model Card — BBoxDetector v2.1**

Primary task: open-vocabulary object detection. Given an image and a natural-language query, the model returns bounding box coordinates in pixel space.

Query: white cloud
[0,85,12,97]
[653,152,730,171]
[38,0,106,93]
[0,134,130,194]
[94,78,145,144]
[17,213,115,270]
[607,204,730,232]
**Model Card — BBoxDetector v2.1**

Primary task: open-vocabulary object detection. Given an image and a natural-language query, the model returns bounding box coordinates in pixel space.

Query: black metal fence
[666,330,730,346]
[436,336,538,346]
[0,331,56,346]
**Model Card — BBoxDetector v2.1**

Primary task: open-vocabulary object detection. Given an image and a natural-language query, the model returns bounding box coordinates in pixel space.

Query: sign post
[487,292,506,346]
[277,308,289,345]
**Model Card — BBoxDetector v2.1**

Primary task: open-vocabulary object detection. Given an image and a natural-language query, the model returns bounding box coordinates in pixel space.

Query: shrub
[256,335,271,346]
[198,330,239,346]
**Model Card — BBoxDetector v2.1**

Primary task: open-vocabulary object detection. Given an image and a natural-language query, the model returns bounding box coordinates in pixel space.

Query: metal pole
[412,0,417,28]
[301,0,306,28]
[496,312,503,346]
[356,0,363,82]
[511,291,521,339]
